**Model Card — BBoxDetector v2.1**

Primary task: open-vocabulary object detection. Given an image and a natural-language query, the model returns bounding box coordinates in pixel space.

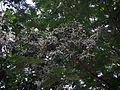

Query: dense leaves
[0,0,120,89]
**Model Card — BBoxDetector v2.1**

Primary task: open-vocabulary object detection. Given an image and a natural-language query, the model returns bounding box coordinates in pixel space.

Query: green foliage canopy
[0,0,120,89]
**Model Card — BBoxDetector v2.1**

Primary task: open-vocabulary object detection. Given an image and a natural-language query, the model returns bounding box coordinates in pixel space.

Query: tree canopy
[0,0,120,89]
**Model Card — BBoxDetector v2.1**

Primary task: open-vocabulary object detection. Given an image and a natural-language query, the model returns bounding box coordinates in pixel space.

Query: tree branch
[78,59,111,89]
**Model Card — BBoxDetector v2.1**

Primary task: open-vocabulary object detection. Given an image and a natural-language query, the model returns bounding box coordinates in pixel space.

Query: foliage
[0,0,120,89]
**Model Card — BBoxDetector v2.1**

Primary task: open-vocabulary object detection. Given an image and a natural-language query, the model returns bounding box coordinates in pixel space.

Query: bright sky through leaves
[26,0,35,6]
